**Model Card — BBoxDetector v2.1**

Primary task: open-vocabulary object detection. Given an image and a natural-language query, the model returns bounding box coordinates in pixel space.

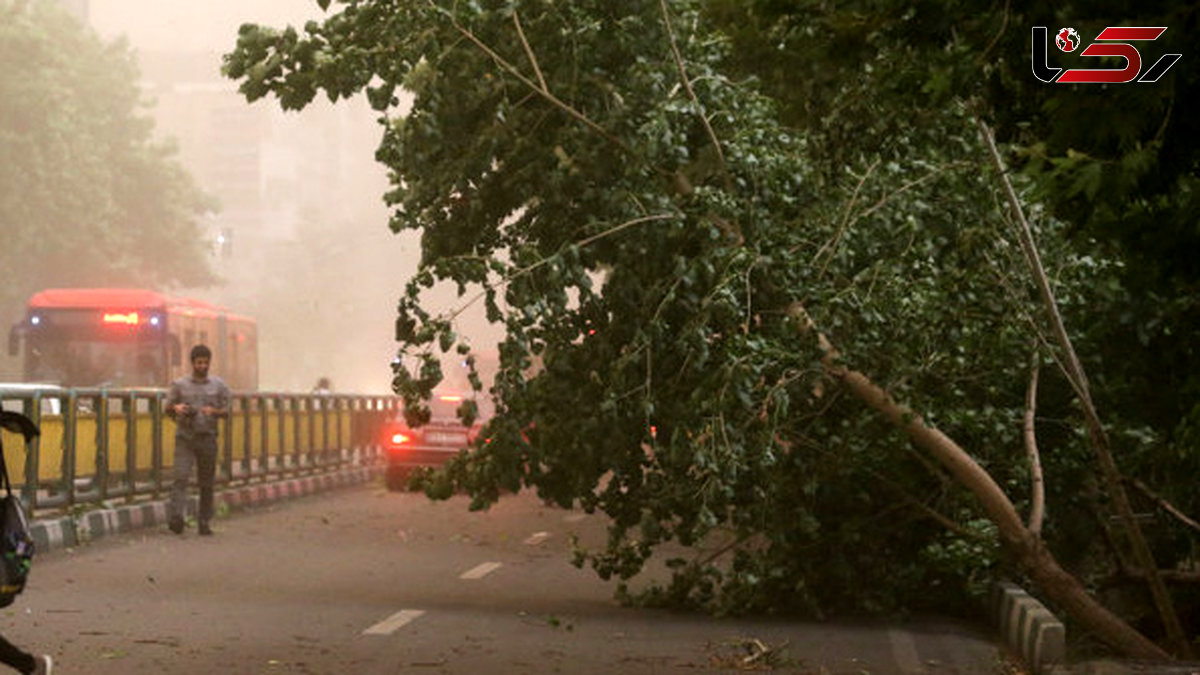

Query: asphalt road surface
[3,485,1011,674]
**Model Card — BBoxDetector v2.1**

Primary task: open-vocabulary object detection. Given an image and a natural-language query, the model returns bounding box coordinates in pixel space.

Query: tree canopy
[225,0,1199,658]
[0,0,216,327]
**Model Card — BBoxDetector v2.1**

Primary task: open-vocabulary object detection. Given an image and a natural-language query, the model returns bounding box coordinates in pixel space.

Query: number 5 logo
[1032,26,1182,83]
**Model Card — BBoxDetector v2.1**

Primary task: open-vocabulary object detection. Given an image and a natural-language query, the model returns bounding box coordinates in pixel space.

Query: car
[383,392,490,491]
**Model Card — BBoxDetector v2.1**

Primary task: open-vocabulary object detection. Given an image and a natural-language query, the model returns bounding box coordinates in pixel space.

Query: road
[4,485,1011,674]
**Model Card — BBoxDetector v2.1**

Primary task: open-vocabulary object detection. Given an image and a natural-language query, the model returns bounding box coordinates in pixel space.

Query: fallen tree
[224,0,1197,658]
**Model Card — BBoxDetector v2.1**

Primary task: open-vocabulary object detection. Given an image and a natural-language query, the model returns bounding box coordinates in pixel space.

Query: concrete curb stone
[991,583,1200,675]
[991,581,1065,674]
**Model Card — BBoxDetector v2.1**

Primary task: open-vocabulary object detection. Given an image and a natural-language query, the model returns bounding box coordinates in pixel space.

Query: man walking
[166,344,230,536]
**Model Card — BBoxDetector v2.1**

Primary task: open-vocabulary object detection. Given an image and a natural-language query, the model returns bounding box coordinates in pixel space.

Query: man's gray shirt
[167,375,230,439]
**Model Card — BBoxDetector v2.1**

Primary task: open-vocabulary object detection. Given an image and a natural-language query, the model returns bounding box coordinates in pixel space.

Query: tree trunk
[841,365,1170,660]
[790,304,1170,660]
[1018,540,1169,661]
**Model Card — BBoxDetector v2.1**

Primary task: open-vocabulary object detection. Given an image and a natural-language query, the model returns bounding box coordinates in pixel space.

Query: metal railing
[0,386,401,514]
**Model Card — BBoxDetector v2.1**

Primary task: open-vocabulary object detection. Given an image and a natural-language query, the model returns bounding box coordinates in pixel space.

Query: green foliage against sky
[225,0,1198,637]
[705,0,1200,472]
[0,0,216,327]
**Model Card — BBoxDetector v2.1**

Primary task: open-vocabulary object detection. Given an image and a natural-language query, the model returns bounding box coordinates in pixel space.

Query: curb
[991,581,1066,674]
[29,465,383,552]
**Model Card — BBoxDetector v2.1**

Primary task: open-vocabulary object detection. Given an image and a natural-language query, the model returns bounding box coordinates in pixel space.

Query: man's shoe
[32,654,52,674]
[168,517,184,534]
[198,522,213,536]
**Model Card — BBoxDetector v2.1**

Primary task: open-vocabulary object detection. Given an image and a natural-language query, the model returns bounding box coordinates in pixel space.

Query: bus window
[28,339,142,387]
[134,347,165,387]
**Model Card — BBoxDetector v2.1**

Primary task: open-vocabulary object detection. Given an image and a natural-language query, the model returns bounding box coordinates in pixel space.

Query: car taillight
[391,432,411,445]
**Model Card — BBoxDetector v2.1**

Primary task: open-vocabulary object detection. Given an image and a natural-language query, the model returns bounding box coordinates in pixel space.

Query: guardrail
[0,386,401,514]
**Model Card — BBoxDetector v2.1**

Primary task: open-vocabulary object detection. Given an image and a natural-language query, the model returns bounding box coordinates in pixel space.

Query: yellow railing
[0,387,400,512]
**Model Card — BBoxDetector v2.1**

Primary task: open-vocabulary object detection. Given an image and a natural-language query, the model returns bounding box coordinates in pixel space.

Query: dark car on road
[383,392,490,490]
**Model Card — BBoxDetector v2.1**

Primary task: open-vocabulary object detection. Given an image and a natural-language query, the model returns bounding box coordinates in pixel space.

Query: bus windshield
[28,336,165,388]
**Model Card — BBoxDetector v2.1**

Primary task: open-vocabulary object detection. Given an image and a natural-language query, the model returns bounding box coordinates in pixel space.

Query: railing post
[321,394,330,465]
[96,390,109,502]
[152,393,165,498]
[275,395,286,477]
[290,395,300,473]
[259,394,269,480]
[306,395,316,470]
[63,389,78,509]
[336,397,345,463]
[20,393,42,510]
[125,391,138,500]
[241,395,252,481]
[221,395,234,487]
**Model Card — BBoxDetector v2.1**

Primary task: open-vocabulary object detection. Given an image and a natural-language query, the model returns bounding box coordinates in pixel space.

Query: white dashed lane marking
[523,531,551,545]
[459,562,503,580]
[362,609,426,636]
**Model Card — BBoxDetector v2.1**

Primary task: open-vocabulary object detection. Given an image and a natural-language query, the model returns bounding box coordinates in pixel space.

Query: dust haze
[80,0,500,394]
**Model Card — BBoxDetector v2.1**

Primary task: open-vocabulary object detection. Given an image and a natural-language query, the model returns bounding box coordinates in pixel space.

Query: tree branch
[1024,341,1045,535]
[789,302,1027,539]
[977,118,1189,657]
[1127,476,1200,536]
[812,159,878,275]
[658,0,731,190]
[813,160,969,280]
[512,9,548,93]
[869,470,983,540]
[434,1,629,152]
[444,213,676,324]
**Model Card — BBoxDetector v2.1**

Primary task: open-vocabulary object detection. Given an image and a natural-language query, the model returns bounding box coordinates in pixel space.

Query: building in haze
[56,0,88,21]
[78,2,406,392]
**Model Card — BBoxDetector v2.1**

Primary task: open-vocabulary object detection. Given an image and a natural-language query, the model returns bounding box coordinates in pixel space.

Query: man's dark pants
[169,434,217,526]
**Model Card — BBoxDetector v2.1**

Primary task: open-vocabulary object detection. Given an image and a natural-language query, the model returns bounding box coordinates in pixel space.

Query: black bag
[0,412,39,607]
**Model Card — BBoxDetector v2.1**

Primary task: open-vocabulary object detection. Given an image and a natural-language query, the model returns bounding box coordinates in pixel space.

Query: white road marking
[459,562,503,579]
[563,513,586,523]
[524,531,551,545]
[887,628,923,674]
[362,609,425,636]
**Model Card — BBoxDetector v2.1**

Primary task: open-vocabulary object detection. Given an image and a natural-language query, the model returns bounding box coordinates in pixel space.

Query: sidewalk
[27,464,383,552]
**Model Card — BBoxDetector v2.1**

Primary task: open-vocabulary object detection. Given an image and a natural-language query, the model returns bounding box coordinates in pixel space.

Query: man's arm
[202,381,232,419]
[166,381,185,419]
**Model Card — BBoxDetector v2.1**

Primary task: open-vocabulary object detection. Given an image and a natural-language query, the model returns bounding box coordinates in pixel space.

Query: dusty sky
[81,0,501,395]
[88,0,325,53]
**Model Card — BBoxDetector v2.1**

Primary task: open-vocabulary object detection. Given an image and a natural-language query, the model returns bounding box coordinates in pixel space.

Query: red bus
[7,288,257,391]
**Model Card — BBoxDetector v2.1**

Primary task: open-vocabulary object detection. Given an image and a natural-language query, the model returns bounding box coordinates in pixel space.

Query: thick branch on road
[788,302,1169,661]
